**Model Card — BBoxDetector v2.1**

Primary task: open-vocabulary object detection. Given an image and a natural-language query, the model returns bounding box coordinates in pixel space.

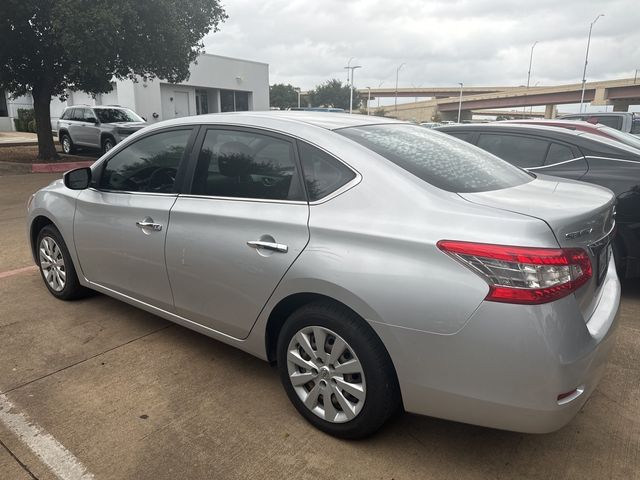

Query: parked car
[57,105,147,154]
[28,112,620,438]
[559,112,640,136]
[502,119,640,151]
[419,122,442,129]
[436,123,640,278]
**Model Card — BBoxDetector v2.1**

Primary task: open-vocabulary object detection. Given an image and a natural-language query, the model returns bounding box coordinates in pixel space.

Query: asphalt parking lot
[1,173,639,480]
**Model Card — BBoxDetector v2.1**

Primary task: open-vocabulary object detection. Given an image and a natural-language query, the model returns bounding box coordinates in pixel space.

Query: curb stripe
[0,266,37,280]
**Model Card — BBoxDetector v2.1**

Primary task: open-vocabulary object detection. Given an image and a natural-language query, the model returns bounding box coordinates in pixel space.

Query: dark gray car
[57,105,147,154]
[437,123,640,278]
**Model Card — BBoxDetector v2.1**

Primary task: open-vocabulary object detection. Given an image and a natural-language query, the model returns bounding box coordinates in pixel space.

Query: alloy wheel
[39,236,66,292]
[286,326,366,423]
[62,137,71,154]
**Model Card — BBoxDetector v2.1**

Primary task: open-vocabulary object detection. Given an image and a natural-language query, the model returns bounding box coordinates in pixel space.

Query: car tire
[276,300,401,439]
[60,133,75,154]
[36,225,90,300]
[102,136,116,154]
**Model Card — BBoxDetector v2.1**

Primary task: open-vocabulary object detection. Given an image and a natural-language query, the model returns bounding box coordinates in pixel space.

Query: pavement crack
[0,324,173,396]
[0,437,39,479]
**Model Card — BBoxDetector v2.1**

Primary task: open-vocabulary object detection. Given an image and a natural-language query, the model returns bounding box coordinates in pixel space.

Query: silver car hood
[459,175,616,248]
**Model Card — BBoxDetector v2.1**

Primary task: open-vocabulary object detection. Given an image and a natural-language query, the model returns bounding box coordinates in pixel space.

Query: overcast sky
[204,0,639,96]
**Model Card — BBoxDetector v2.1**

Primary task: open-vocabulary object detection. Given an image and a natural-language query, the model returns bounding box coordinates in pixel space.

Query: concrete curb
[31,161,94,174]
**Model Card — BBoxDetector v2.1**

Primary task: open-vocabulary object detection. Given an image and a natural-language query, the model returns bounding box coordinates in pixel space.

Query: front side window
[477,133,549,168]
[338,124,532,193]
[94,108,144,123]
[191,129,302,200]
[298,142,356,201]
[99,129,191,193]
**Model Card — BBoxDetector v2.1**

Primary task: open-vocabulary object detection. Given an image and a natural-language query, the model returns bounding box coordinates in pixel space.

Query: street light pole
[395,63,406,116]
[294,87,301,108]
[579,14,604,113]
[457,82,463,123]
[525,41,538,116]
[367,87,371,115]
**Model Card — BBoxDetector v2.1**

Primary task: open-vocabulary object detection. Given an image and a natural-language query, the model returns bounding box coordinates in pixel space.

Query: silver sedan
[27,112,621,438]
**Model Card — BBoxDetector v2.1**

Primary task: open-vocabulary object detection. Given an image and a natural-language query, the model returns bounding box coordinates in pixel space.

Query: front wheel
[36,225,90,300]
[277,301,401,439]
[102,136,116,154]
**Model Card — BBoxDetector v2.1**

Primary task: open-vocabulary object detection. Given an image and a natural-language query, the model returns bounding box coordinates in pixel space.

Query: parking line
[0,266,37,280]
[0,393,94,480]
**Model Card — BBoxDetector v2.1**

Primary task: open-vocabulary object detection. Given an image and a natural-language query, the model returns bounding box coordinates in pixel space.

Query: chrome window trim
[584,155,640,164]
[87,187,178,197]
[177,193,307,205]
[527,157,585,170]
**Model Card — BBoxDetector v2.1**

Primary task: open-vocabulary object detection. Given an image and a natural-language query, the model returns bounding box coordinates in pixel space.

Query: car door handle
[247,240,288,253]
[136,219,163,231]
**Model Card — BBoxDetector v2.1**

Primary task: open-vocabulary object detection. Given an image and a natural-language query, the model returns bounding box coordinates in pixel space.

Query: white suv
[57,105,147,154]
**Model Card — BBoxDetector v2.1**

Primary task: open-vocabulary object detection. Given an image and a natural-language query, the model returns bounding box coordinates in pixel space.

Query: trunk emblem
[565,227,593,240]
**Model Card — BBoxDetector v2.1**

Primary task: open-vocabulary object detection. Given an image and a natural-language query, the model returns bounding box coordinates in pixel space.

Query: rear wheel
[277,301,401,439]
[60,133,75,154]
[36,225,90,300]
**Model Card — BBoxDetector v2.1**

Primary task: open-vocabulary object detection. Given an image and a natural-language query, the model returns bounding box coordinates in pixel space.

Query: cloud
[203,0,640,92]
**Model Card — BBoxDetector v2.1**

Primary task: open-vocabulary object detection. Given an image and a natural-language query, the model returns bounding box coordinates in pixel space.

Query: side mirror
[64,167,92,190]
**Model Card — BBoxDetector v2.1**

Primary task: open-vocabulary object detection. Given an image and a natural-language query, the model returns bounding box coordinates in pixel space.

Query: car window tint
[94,108,144,123]
[60,109,70,120]
[545,143,575,165]
[99,129,191,193]
[191,129,302,201]
[83,109,97,122]
[477,134,549,168]
[69,108,80,121]
[588,116,622,130]
[446,131,474,143]
[338,125,532,193]
[298,142,356,201]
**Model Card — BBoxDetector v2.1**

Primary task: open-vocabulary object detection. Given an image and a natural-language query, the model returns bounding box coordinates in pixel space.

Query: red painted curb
[31,161,94,174]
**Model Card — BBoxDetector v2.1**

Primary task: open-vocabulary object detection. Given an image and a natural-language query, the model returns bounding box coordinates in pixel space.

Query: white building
[0,53,269,132]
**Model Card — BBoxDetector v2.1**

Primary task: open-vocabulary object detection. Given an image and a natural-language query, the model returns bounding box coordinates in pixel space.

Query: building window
[220,89,250,112]
[196,89,209,115]
[0,90,8,117]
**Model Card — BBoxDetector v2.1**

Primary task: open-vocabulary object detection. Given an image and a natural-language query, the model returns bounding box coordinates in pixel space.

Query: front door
[174,91,190,118]
[74,128,195,310]
[165,127,310,338]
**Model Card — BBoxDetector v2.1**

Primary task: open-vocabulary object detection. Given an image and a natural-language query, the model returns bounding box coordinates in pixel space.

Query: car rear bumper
[371,256,621,433]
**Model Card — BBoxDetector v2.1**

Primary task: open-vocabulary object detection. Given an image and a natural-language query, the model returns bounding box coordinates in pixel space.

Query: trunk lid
[459,174,616,321]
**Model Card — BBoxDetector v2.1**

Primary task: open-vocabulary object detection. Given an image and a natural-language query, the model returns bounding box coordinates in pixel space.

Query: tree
[270,84,300,109]
[308,79,358,111]
[0,1,227,160]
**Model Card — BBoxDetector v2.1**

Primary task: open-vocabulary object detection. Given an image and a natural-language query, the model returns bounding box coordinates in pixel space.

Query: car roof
[503,119,600,128]
[156,111,405,131]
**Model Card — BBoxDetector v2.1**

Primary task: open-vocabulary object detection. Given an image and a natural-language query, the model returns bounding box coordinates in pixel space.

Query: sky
[203,0,640,109]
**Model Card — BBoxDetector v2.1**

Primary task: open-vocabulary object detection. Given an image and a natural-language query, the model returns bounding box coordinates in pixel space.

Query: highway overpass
[362,78,640,122]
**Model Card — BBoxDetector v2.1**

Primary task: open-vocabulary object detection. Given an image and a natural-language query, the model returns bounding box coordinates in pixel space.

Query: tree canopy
[0,0,227,160]
[308,79,358,110]
[270,84,300,109]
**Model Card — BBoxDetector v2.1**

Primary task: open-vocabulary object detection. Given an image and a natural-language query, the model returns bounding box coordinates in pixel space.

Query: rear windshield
[337,124,533,193]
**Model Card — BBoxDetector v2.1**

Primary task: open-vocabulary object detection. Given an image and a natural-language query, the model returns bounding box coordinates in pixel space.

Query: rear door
[165,127,310,339]
[74,127,196,311]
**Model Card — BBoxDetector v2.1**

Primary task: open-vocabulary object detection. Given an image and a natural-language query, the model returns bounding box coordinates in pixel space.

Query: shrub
[27,119,37,132]
[14,108,35,132]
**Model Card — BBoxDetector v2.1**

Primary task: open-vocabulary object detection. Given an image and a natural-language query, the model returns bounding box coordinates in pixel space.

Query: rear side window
[338,124,532,193]
[545,143,575,165]
[191,129,303,201]
[99,129,191,193]
[298,142,356,201]
[631,116,640,135]
[477,134,549,168]
[446,131,475,143]
[587,115,622,130]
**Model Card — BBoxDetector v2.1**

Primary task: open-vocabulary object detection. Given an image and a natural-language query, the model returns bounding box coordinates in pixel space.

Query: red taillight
[437,240,592,305]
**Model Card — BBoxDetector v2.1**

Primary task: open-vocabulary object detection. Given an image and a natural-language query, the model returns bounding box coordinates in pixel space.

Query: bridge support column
[544,104,557,119]
[612,102,631,112]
